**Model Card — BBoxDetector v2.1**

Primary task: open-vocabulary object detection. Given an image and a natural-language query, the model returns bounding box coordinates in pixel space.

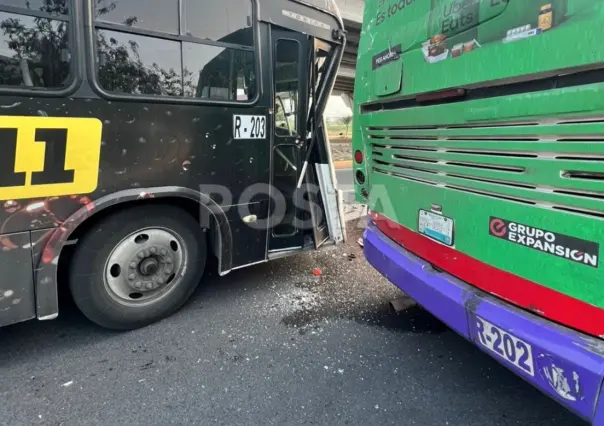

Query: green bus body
[353,0,604,333]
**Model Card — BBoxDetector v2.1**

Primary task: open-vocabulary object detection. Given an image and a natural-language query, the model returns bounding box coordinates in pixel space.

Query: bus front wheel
[68,205,207,330]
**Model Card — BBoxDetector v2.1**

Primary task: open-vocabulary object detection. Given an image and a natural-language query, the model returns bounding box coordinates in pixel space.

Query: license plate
[474,316,535,376]
[418,210,454,246]
[233,115,266,139]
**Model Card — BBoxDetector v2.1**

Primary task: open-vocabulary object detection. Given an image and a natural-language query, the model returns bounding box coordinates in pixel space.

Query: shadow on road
[0,222,444,364]
[0,255,263,362]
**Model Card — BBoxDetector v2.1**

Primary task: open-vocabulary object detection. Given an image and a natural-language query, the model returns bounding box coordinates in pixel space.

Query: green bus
[353,0,604,422]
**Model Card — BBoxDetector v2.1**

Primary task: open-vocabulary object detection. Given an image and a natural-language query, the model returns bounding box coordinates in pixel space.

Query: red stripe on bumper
[372,212,604,338]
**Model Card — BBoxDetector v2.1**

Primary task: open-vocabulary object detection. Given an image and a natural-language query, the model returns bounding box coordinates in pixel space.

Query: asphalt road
[0,225,585,426]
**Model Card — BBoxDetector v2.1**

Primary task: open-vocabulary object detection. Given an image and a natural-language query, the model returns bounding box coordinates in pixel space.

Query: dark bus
[0,0,346,330]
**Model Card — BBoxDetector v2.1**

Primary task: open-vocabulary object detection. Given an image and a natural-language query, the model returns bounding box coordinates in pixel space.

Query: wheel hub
[104,227,186,303]
[124,246,176,293]
[139,257,159,276]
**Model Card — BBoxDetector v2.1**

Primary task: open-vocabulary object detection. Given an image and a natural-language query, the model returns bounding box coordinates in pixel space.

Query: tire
[68,204,206,330]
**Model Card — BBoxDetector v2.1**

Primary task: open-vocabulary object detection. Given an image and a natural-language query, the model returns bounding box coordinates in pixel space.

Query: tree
[342,115,353,138]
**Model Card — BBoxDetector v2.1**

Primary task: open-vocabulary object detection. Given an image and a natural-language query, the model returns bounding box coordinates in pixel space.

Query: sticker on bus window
[233,115,266,139]
[0,116,102,200]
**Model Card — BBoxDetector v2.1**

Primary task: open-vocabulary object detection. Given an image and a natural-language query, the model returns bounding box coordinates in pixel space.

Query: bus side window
[93,0,257,102]
[182,0,253,45]
[96,30,182,96]
[0,10,71,89]
[274,40,300,136]
[95,0,179,34]
[187,45,255,101]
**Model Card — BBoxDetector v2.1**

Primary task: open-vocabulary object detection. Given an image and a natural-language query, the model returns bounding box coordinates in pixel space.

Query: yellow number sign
[0,116,102,200]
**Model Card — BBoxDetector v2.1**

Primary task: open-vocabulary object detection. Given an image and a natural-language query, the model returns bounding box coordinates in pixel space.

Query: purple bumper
[364,221,604,423]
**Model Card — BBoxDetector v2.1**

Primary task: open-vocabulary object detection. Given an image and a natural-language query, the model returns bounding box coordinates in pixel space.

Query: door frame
[268,27,310,253]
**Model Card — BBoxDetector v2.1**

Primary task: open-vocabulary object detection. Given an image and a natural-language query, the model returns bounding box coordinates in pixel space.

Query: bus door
[269,29,310,252]
[305,40,334,249]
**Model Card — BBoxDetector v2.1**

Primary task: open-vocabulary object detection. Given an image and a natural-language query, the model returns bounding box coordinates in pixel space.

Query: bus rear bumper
[364,221,604,423]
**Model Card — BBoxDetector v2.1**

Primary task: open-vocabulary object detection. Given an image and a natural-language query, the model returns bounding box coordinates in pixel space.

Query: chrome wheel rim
[103,227,187,305]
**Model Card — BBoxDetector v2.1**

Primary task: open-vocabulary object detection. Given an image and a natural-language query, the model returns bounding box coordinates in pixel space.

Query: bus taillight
[354,150,363,164]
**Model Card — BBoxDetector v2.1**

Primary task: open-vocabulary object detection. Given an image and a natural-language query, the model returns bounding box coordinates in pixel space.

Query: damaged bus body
[0,0,345,330]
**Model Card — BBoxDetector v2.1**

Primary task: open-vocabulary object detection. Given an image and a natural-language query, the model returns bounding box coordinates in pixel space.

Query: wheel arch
[34,186,233,320]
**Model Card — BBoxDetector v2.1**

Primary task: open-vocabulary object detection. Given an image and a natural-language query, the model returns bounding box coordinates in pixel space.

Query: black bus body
[0,0,346,329]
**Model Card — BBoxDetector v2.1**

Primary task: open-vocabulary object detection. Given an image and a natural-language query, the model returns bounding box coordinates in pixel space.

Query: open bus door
[269,28,343,253]
[269,29,310,252]
[305,39,334,248]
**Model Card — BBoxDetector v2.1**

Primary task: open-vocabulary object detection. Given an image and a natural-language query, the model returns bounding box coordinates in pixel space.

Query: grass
[326,123,352,142]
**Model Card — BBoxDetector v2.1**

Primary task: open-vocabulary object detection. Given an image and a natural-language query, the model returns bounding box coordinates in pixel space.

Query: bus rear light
[354,150,363,164]
[355,170,366,184]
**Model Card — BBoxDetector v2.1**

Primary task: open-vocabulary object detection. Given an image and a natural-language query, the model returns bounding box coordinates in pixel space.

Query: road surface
[0,224,584,426]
